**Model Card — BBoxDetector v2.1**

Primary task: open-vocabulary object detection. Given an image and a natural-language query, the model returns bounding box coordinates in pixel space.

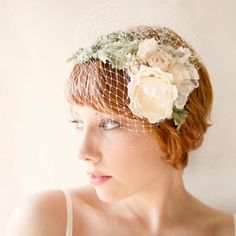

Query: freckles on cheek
[112,138,132,155]
[106,138,137,159]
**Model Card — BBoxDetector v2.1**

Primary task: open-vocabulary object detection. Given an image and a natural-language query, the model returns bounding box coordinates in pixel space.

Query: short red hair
[65,26,213,169]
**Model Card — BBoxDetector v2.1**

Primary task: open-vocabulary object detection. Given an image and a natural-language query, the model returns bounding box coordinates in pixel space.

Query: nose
[77,127,102,163]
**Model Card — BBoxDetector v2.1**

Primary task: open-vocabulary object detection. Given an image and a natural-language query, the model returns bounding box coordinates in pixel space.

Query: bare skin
[5,106,235,235]
[5,186,235,236]
[69,185,235,236]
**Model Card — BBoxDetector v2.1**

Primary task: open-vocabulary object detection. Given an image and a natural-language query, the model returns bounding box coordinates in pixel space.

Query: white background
[1,0,236,234]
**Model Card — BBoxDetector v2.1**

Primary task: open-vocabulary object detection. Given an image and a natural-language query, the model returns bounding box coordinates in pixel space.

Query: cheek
[102,134,165,176]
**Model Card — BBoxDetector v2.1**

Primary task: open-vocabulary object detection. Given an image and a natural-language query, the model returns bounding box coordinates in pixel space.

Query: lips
[87,171,111,177]
[87,171,112,185]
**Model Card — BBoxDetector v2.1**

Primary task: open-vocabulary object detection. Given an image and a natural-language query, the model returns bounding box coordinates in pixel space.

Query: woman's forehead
[71,105,98,116]
[70,105,121,120]
[70,105,144,126]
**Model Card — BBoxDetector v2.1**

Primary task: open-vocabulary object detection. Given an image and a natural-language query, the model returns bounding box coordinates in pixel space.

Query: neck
[112,168,193,234]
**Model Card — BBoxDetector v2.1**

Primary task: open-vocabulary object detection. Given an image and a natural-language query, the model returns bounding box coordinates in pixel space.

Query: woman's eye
[69,118,121,131]
[101,118,121,130]
[69,120,84,130]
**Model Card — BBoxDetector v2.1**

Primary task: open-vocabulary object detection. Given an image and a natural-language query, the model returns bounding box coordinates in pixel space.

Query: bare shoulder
[195,204,235,236]
[5,190,67,236]
[208,209,235,236]
[182,194,234,236]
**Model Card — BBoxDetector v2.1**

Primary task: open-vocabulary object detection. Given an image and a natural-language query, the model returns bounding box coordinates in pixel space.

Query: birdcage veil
[65,1,202,135]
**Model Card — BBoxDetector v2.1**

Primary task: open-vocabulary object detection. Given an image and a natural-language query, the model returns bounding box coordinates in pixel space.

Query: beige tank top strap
[233,213,236,236]
[63,189,73,236]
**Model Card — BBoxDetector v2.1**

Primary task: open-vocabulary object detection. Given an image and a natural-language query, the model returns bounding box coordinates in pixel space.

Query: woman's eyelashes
[100,118,121,130]
[69,118,121,130]
[70,119,84,130]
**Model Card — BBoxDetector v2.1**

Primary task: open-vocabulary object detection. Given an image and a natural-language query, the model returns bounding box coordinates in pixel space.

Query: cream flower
[137,38,174,71]
[68,30,200,129]
[170,63,199,109]
[127,65,178,123]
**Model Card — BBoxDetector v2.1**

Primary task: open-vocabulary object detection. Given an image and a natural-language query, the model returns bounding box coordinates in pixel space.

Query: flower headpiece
[67,30,200,131]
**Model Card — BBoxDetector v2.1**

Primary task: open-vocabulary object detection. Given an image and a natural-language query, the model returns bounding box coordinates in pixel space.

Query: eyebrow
[69,106,132,122]
[69,106,80,120]
[70,109,80,117]
[70,107,102,120]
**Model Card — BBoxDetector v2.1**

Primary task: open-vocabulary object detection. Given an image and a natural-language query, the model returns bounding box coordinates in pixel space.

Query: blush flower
[137,38,174,71]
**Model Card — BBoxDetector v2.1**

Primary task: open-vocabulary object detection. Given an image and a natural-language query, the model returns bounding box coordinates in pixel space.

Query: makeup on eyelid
[69,118,121,130]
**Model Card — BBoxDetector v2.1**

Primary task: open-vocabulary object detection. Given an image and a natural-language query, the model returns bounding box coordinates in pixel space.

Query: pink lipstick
[87,172,112,185]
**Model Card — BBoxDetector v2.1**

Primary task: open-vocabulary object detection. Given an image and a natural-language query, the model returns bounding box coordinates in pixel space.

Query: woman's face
[70,105,173,203]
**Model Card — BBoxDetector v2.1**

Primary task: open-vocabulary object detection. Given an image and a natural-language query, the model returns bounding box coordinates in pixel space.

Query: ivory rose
[127,65,178,123]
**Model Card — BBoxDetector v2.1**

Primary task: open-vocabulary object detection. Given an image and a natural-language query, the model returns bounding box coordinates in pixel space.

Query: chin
[95,189,123,203]
[95,184,136,203]
[94,186,132,204]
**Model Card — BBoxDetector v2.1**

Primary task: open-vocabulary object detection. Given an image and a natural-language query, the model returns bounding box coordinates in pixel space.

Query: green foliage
[66,31,142,69]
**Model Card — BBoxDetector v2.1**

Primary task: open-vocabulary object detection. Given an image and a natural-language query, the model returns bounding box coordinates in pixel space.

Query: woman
[5,25,236,236]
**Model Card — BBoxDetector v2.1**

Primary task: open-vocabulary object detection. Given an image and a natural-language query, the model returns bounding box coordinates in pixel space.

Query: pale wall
[1,0,236,234]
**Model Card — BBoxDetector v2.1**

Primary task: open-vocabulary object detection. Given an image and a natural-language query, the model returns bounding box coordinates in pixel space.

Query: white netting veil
[65,25,202,135]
